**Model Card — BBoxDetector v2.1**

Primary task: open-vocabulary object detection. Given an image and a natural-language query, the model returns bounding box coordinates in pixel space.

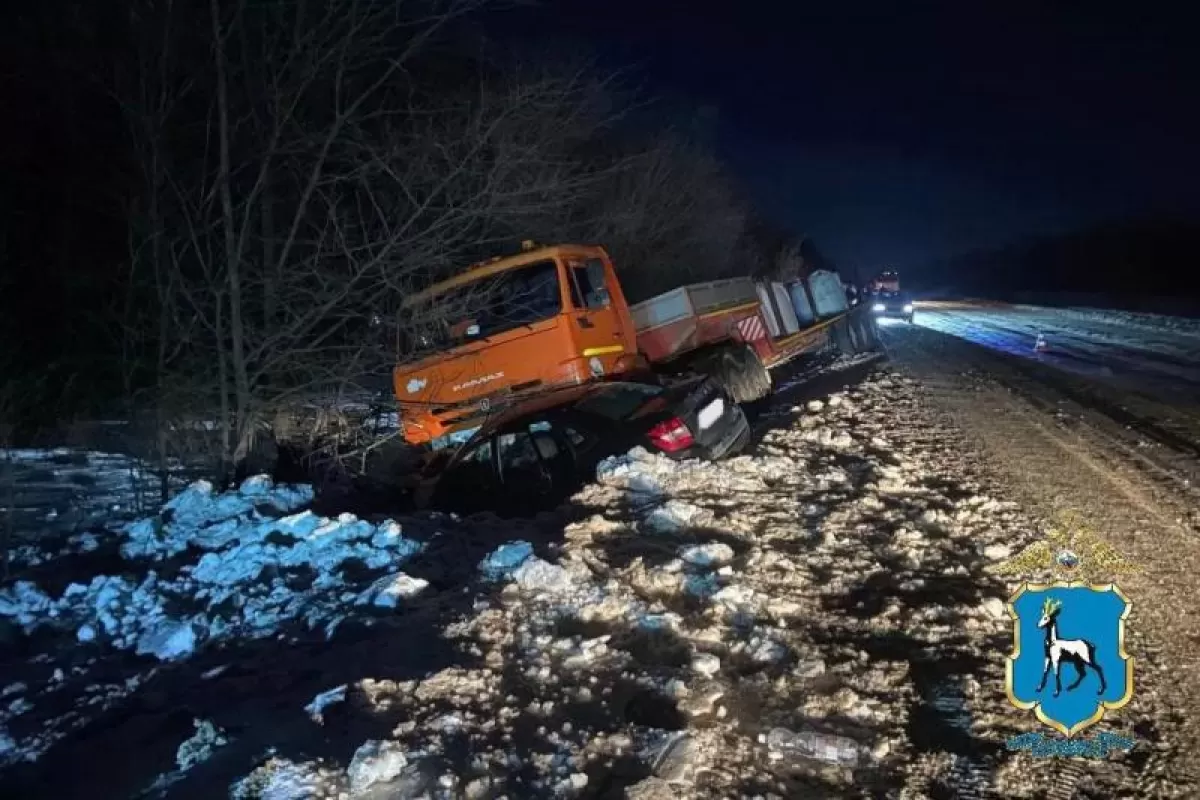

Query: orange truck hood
[393,318,579,443]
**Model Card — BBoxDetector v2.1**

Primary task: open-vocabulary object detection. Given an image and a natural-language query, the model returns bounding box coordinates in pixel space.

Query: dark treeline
[0,0,832,472]
[911,218,1200,309]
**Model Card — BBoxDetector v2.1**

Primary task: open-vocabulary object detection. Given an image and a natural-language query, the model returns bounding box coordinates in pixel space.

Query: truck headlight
[903,303,913,312]
[872,303,886,312]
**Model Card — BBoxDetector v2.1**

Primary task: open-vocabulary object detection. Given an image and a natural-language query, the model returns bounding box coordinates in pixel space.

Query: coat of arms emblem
[995,512,1138,744]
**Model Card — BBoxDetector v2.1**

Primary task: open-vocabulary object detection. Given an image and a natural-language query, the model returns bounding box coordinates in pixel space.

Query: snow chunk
[595,448,665,495]
[679,542,734,568]
[305,685,347,724]
[358,573,429,608]
[2,481,425,662]
[0,582,54,628]
[123,476,314,559]
[136,619,200,661]
[682,573,719,598]
[691,653,721,677]
[232,758,337,800]
[347,739,408,794]
[981,598,1007,620]
[982,543,1011,560]
[0,728,16,759]
[748,635,787,664]
[512,558,572,594]
[644,500,709,533]
[479,541,534,580]
[175,719,227,771]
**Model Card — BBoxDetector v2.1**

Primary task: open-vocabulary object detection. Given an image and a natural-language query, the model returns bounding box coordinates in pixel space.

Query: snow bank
[0,476,425,662]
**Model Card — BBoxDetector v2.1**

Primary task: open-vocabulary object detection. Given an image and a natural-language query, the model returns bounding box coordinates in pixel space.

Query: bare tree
[573,133,750,301]
[115,0,637,479]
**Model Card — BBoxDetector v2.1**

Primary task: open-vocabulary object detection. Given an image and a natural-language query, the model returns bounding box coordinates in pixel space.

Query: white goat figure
[1035,596,1107,697]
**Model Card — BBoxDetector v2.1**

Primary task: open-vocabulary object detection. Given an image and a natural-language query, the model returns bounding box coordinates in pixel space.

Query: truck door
[565,256,630,378]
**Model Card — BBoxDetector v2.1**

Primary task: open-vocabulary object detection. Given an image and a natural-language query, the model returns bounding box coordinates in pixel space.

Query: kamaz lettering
[452,372,505,393]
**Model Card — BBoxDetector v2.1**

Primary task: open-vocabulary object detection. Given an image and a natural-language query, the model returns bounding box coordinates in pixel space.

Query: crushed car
[414,377,749,516]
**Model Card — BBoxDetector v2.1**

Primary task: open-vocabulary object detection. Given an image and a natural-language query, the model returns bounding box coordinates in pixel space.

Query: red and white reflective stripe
[735,314,768,342]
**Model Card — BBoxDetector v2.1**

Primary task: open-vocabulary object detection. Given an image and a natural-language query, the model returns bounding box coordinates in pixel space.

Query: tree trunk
[210,0,253,468]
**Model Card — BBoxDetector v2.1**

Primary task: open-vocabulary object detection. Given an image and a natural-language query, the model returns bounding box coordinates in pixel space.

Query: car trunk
[663,379,739,453]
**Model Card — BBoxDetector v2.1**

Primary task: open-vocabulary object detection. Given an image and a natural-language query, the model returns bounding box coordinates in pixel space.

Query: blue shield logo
[1006,582,1133,736]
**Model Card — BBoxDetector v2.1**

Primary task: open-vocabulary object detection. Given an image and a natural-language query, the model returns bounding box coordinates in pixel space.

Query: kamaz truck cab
[393,243,642,445]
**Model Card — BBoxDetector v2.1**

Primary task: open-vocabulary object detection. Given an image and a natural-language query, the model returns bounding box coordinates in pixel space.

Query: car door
[428,438,500,512]
[565,256,630,378]
[495,427,557,512]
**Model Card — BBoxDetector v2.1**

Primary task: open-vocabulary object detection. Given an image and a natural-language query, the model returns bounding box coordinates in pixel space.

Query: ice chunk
[0,581,54,627]
[512,558,572,594]
[748,636,787,663]
[682,574,719,598]
[0,727,14,753]
[175,719,227,771]
[678,542,734,568]
[238,475,275,496]
[232,758,333,800]
[304,685,347,724]
[644,500,708,533]
[479,541,534,580]
[347,739,408,794]
[136,619,200,661]
[595,449,664,495]
[359,573,429,608]
[691,653,720,677]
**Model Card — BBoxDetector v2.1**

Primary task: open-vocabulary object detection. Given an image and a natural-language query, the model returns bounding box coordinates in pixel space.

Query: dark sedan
[415,378,750,515]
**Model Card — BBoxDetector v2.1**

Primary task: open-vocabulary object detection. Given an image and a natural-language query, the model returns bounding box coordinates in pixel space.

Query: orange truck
[393,243,876,445]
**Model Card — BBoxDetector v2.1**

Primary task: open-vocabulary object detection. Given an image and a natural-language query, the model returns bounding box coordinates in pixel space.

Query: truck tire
[715,349,751,404]
[735,345,772,400]
[855,313,881,351]
[832,317,859,356]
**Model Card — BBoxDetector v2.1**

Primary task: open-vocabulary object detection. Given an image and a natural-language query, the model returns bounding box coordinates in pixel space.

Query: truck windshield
[411,260,563,350]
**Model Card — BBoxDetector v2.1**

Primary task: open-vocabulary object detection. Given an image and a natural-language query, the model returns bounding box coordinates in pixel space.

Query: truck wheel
[832,317,859,356]
[707,349,751,404]
[737,345,772,400]
[717,350,753,403]
[855,314,880,351]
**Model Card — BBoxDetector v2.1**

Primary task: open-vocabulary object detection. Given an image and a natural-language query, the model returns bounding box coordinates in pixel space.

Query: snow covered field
[0,363,1168,798]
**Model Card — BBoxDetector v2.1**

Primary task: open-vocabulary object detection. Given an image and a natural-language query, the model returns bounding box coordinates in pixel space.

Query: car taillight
[647,417,695,453]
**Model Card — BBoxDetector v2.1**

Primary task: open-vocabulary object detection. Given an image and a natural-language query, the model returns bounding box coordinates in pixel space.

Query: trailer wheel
[835,316,854,355]
[736,345,772,400]
[832,317,859,356]
[855,313,881,351]
[716,350,752,404]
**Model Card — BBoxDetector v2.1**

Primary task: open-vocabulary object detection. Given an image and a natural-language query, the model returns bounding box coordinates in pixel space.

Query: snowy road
[883,315,1200,797]
[912,301,1200,403]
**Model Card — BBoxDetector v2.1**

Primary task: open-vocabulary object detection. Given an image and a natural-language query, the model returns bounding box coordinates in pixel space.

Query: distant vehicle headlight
[872,303,886,312]
[903,303,914,312]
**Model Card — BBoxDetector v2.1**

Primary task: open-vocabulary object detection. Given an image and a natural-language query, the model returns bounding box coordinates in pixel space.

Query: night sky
[506,1,1199,271]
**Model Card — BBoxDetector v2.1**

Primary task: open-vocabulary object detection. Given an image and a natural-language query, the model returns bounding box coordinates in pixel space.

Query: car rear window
[573,383,662,421]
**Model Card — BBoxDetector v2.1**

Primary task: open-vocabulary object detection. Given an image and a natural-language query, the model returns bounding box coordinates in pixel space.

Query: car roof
[460,379,675,442]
